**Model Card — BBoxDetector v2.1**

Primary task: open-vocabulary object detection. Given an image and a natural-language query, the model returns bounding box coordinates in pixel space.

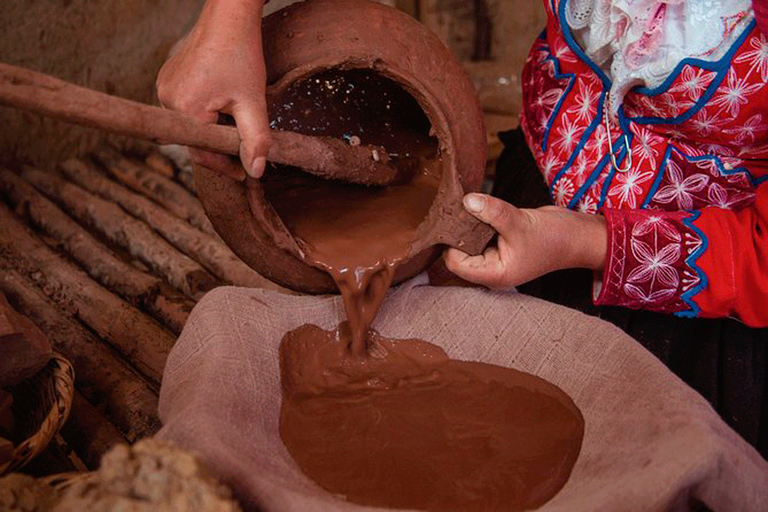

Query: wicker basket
[0,354,75,475]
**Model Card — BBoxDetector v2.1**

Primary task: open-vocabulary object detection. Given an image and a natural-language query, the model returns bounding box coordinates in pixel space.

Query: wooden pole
[93,146,217,236]
[61,392,128,469]
[0,168,192,334]
[20,167,218,299]
[60,158,288,292]
[0,265,161,441]
[0,204,174,385]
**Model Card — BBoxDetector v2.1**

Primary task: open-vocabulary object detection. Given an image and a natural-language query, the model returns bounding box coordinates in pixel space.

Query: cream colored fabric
[157,281,768,512]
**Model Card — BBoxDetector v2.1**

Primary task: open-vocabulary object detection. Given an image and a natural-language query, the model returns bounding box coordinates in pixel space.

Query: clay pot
[194,0,489,294]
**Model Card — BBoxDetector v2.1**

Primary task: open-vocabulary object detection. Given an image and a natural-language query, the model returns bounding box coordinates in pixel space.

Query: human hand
[156,0,270,180]
[444,194,607,289]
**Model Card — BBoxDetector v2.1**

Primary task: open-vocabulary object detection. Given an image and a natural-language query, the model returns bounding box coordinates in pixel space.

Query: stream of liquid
[267,69,584,510]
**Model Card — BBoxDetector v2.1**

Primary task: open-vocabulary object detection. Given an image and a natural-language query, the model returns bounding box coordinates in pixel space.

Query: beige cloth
[157,280,768,512]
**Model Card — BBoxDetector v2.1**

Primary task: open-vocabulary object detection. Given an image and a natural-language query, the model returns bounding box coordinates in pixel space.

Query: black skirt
[493,128,768,459]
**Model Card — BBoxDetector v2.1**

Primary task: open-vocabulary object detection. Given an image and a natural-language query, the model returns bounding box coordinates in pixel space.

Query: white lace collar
[565,0,753,111]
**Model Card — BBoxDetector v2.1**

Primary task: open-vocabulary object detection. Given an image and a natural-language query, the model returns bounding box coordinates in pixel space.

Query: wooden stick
[20,167,218,299]
[60,158,288,292]
[0,266,161,441]
[0,204,174,385]
[0,62,398,186]
[61,392,128,469]
[94,146,217,236]
[0,168,192,333]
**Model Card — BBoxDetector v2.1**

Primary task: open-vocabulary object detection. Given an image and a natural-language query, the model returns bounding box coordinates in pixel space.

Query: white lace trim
[566,0,753,112]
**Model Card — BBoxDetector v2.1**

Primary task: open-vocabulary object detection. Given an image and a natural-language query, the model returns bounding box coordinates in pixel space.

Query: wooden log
[0,266,161,441]
[143,148,176,178]
[61,392,127,470]
[155,144,198,194]
[93,146,217,236]
[0,203,174,385]
[60,158,288,292]
[0,168,192,333]
[20,167,218,299]
[176,168,197,196]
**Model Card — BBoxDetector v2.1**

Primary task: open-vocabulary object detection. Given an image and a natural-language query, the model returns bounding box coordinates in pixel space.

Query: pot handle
[428,202,496,256]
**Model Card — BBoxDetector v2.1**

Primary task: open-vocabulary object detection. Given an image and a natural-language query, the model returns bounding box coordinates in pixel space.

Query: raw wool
[157,282,768,512]
[54,439,242,512]
[0,473,61,512]
[0,0,204,168]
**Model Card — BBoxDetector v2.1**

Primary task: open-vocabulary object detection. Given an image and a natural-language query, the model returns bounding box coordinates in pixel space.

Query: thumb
[231,99,272,179]
[462,193,521,235]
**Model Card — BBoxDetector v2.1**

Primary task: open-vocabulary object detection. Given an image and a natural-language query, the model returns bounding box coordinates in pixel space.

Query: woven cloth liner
[157,280,768,511]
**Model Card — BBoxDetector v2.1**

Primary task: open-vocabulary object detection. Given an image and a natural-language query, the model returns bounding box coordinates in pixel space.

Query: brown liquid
[263,163,439,354]
[269,70,584,510]
[279,324,585,511]
[265,69,440,354]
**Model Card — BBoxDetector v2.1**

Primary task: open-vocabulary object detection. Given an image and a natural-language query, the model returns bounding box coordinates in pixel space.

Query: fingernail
[247,156,267,179]
[463,194,485,213]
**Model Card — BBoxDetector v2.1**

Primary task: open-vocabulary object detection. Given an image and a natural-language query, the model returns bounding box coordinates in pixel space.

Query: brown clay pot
[194,0,489,294]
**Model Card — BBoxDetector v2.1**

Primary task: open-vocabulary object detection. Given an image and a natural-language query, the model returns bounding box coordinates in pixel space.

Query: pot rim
[256,58,463,268]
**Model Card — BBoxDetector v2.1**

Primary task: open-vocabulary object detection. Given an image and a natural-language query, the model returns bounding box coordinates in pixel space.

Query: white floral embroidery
[733,33,768,82]
[584,123,608,154]
[706,182,755,209]
[698,141,735,156]
[572,152,593,180]
[627,239,681,288]
[691,108,726,137]
[552,39,578,63]
[541,152,562,181]
[535,88,564,110]
[553,176,575,206]
[631,215,682,241]
[577,195,598,213]
[609,167,655,208]
[723,113,767,145]
[693,158,721,177]
[568,85,599,121]
[738,141,768,158]
[653,159,709,209]
[659,91,692,117]
[640,95,665,117]
[554,114,584,154]
[633,126,660,166]
[669,65,716,100]
[623,283,677,303]
[710,69,763,118]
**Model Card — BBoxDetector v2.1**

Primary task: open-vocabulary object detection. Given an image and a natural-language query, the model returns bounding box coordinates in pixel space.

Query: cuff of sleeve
[593,208,706,316]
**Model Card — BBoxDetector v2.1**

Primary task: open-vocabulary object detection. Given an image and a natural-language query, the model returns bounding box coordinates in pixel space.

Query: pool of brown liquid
[280,324,585,511]
[267,69,584,511]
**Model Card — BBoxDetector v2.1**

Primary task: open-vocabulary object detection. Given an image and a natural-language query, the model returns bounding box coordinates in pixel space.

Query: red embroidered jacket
[520,1,768,326]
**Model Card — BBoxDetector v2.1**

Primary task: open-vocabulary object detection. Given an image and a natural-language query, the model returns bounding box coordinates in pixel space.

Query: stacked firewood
[0,146,287,472]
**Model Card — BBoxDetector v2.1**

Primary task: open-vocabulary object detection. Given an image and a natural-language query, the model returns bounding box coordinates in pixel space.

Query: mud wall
[0,0,204,168]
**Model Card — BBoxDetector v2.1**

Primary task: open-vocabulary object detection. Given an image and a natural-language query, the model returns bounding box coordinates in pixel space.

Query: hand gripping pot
[194,0,490,293]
